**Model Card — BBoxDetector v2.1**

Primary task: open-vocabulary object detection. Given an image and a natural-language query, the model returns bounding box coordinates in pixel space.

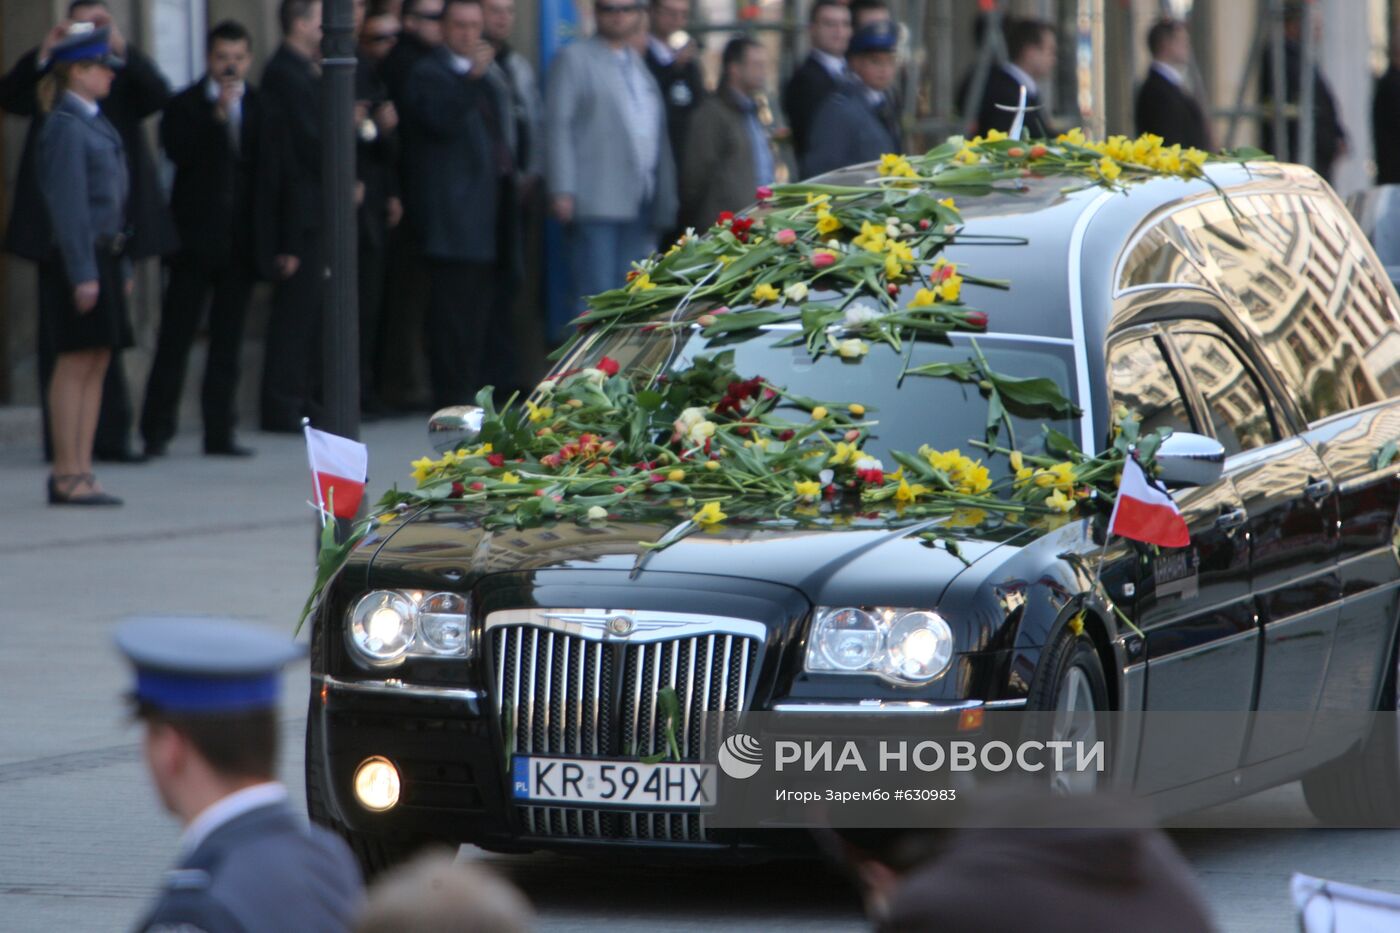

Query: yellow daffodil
[816,207,842,235]
[500,472,521,485]
[1183,147,1208,171]
[719,254,736,266]
[938,197,957,210]
[1046,488,1076,513]
[983,128,1008,143]
[909,288,938,309]
[829,441,859,466]
[894,476,929,504]
[919,446,992,495]
[794,480,822,501]
[411,456,436,483]
[693,501,728,525]
[954,147,979,165]
[753,283,781,303]
[1057,127,1088,147]
[1067,610,1086,637]
[852,220,887,253]
[525,400,554,424]
[1096,156,1122,183]
[805,192,831,206]
[877,153,919,179]
[1034,462,1077,491]
[629,272,658,292]
[378,512,397,524]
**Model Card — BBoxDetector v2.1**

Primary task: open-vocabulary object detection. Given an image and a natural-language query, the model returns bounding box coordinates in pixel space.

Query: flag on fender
[1108,457,1189,548]
[304,425,368,520]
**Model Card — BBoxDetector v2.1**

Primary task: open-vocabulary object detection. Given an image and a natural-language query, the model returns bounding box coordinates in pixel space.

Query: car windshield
[575,325,1081,474]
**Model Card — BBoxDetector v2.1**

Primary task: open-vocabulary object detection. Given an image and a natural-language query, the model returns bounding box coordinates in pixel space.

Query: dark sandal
[48,472,122,506]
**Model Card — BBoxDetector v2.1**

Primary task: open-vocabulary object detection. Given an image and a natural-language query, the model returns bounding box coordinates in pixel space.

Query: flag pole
[303,417,330,532]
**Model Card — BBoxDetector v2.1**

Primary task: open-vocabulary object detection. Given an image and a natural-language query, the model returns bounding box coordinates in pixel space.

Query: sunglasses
[597,3,641,13]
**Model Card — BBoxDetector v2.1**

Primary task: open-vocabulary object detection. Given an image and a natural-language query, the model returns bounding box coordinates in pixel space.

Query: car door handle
[1215,508,1248,531]
[1304,477,1334,503]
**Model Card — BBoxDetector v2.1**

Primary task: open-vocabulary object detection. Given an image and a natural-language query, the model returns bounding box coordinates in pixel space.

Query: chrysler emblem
[607,614,636,637]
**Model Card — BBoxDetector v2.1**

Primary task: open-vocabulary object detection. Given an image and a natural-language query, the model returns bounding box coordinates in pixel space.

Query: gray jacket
[38,92,129,285]
[134,801,362,932]
[546,36,677,228]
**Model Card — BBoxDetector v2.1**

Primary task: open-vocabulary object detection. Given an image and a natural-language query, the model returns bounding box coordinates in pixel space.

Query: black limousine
[306,154,1400,872]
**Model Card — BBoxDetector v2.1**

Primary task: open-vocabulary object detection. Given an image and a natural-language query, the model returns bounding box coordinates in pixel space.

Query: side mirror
[428,405,484,454]
[1154,431,1226,488]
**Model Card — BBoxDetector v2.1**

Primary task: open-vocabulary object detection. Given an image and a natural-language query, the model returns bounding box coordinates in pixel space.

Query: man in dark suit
[255,0,324,432]
[401,0,512,408]
[965,17,1057,139]
[0,0,176,463]
[355,4,403,416]
[141,21,260,459]
[1374,43,1400,185]
[803,21,902,178]
[1135,18,1210,149]
[116,617,363,931]
[381,0,443,103]
[781,0,852,171]
[645,0,705,163]
[1260,3,1347,182]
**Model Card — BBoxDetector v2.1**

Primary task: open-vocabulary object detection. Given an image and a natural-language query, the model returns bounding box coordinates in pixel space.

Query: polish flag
[1108,458,1189,548]
[305,425,368,520]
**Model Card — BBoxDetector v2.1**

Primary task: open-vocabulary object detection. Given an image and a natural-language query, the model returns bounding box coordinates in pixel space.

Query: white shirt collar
[1151,61,1186,87]
[205,76,246,100]
[448,51,472,75]
[1002,61,1038,98]
[647,34,675,66]
[64,90,100,118]
[812,48,847,79]
[179,782,288,857]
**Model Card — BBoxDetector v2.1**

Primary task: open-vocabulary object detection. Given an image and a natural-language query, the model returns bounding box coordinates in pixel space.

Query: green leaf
[1043,427,1082,459]
[987,373,1080,415]
[892,449,935,480]
[636,389,664,411]
[702,309,794,335]
[1374,440,1399,470]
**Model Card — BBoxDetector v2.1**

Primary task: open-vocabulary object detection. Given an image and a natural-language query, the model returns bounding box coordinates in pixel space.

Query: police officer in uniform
[116,617,363,931]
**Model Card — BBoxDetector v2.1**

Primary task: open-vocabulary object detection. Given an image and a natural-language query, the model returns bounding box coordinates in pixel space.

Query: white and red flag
[1108,457,1189,549]
[305,425,368,520]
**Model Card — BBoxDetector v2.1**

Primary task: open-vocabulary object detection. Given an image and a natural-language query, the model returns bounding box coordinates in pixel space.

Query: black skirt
[39,248,133,353]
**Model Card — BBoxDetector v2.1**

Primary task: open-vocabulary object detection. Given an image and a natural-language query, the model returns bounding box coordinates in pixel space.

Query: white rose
[784,282,809,303]
[885,224,901,239]
[536,379,557,394]
[580,368,607,385]
[843,302,881,327]
[837,338,870,359]
[677,407,708,430]
[586,506,609,521]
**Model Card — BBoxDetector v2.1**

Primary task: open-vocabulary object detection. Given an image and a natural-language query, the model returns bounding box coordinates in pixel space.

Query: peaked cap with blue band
[848,21,898,55]
[115,618,304,715]
[49,23,125,68]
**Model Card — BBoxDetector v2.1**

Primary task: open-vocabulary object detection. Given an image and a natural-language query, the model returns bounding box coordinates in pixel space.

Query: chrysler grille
[486,610,763,842]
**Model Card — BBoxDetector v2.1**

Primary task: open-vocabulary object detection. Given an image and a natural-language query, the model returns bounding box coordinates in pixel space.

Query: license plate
[511,756,717,809]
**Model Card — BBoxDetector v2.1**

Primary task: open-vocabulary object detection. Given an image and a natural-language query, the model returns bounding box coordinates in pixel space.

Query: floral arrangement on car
[300,131,1254,624]
[556,129,1266,361]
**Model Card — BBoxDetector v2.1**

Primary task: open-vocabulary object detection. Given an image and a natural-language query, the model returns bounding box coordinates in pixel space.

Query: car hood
[367,503,1043,609]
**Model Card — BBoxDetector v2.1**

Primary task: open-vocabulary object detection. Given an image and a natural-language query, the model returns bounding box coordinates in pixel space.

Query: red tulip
[756,185,774,200]
[775,228,797,246]
[597,356,620,376]
[966,310,988,328]
[487,453,505,467]
[812,251,837,269]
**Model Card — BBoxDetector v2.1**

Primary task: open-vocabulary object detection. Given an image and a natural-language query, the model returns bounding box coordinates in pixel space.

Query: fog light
[353,756,401,812]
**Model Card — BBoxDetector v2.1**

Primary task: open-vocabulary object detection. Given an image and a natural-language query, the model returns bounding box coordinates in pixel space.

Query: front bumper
[310,674,1018,857]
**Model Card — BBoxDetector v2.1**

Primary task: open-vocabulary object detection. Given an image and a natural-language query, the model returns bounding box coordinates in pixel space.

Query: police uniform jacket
[135,796,361,932]
[802,84,902,179]
[38,92,129,287]
[0,44,176,262]
[400,46,506,264]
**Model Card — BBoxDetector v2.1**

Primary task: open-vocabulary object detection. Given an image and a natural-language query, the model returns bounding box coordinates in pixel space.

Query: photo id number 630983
[511,756,716,809]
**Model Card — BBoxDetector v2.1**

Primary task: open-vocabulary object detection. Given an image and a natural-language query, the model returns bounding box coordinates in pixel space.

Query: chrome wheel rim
[1050,666,1099,795]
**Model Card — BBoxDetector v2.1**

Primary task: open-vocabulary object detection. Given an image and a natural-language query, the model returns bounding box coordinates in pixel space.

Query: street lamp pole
[321,0,359,444]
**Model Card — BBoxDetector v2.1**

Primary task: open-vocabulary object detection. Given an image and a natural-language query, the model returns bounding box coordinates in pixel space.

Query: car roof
[802,160,1325,343]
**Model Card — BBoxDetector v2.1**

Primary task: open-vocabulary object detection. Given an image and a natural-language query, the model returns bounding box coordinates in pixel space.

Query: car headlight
[805,607,954,684]
[346,590,472,669]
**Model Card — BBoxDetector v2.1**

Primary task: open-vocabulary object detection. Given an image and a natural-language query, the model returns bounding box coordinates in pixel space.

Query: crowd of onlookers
[7,0,1370,506]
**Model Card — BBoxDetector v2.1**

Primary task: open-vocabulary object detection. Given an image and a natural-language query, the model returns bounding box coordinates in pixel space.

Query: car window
[1172,330,1278,455]
[1107,337,1195,440]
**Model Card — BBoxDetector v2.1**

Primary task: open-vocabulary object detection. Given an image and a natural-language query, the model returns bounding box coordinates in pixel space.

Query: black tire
[1026,623,1111,794]
[305,698,438,880]
[1301,650,1400,827]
